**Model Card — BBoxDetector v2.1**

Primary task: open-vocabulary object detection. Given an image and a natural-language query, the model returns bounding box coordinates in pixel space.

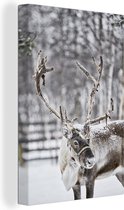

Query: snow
[19,160,124,205]
[74,120,124,133]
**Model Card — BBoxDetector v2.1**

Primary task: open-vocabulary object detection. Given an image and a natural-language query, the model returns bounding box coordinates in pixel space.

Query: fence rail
[18,119,62,163]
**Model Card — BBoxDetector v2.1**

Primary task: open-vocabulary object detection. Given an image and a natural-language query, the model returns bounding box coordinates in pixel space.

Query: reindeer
[33,51,124,199]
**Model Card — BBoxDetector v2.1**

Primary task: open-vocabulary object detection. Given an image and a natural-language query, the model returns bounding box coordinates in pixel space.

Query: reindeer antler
[76,56,103,123]
[33,50,77,137]
[33,50,61,119]
[76,56,114,126]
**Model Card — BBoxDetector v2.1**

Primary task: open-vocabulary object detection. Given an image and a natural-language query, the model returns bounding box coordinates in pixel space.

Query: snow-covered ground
[19,160,124,205]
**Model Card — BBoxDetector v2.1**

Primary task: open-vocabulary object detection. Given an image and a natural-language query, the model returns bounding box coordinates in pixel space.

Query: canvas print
[18,4,124,205]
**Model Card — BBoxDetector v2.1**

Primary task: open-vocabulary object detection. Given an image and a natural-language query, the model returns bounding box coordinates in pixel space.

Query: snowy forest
[18,4,124,205]
[18,4,124,162]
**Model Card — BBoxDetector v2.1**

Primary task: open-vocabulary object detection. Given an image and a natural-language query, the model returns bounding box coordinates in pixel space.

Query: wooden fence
[18,118,62,163]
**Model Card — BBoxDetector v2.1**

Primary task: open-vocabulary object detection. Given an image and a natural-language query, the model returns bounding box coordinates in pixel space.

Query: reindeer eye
[73,140,79,146]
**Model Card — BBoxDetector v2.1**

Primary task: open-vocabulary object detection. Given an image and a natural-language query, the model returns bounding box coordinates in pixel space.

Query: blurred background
[18,4,124,205]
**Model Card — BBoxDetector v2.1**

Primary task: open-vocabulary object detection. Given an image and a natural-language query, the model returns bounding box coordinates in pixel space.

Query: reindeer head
[63,125,95,169]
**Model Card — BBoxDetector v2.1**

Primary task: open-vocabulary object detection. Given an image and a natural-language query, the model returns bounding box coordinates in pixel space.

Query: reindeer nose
[86,157,95,169]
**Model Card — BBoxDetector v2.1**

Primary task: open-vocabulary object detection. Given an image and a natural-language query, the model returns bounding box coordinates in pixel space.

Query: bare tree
[119,69,124,119]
